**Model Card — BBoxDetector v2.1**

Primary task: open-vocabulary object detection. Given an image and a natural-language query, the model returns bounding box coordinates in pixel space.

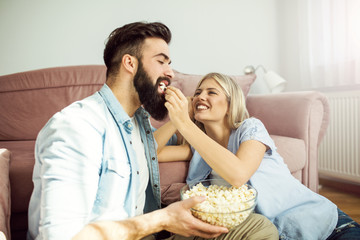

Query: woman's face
[192,78,229,125]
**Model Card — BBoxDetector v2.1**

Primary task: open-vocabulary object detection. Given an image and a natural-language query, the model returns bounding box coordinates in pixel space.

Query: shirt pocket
[107,158,131,178]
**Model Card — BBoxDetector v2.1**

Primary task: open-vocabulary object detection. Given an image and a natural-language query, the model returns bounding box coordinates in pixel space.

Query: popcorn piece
[159,82,167,91]
[182,182,256,229]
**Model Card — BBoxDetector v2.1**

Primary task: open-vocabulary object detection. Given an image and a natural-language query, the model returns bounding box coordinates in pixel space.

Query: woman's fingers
[164,86,192,129]
[167,86,186,101]
[186,96,194,120]
[165,87,188,111]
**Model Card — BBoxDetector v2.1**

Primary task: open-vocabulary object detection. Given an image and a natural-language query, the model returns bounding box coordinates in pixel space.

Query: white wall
[0,0,292,93]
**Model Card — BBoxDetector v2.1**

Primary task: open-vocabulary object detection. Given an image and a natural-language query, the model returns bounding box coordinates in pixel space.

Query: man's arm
[29,113,104,239]
[73,197,229,240]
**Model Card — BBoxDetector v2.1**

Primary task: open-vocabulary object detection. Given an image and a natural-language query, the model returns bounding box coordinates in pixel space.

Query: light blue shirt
[187,117,338,240]
[27,84,161,240]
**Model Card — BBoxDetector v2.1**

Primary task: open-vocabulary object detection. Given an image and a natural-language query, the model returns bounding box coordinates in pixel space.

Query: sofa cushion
[0,149,11,240]
[159,161,190,186]
[1,141,35,214]
[161,183,187,206]
[271,135,306,175]
[1,141,37,240]
[159,161,189,206]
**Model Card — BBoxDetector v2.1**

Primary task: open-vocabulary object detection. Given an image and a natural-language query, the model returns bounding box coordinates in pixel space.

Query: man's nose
[165,67,175,79]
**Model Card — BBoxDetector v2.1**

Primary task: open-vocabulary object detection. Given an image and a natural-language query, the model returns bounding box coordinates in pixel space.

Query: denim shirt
[28,84,161,240]
[187,118,338,240]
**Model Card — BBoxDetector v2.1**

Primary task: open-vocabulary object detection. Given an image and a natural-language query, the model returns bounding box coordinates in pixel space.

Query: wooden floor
[318,179,360,223]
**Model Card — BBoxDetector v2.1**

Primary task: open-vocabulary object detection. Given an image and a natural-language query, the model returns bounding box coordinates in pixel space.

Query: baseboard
[319,177,360,196]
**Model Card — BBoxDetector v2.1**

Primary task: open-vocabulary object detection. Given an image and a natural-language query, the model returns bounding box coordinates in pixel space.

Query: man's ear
[122,54,138,75]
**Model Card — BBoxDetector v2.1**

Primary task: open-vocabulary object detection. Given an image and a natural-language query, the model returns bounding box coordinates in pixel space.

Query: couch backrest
[0,66,256,134]
[0,65,107,141]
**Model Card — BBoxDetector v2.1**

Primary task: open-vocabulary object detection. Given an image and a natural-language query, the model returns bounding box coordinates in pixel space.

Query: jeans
[326,208,360,239]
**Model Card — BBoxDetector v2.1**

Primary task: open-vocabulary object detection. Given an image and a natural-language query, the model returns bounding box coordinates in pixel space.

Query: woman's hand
[164,86,192,129]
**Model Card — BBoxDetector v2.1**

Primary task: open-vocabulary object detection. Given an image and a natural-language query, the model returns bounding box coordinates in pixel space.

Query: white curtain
[297,0,360,90]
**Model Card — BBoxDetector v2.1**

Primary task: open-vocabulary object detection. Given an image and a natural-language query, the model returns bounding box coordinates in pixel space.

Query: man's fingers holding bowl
[181,196,206,209]
[188,215,229,237]
[181,197,229,236]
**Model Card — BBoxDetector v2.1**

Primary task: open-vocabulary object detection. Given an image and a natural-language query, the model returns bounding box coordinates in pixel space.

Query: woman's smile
[193,78,229,123]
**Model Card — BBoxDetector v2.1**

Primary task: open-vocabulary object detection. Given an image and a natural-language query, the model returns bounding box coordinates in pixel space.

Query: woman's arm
[153,121,178,154]
[153,120,193,163]
[157,144,192,162]
[153,93,194,162]
[73,197,228,240]
[164,87,266,187]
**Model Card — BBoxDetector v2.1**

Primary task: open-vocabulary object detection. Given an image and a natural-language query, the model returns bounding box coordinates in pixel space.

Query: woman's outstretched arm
[164,86,266,187]
[153,90,193,163]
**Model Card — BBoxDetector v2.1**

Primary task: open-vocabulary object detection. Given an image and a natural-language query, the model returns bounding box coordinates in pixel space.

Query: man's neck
[106,76,141,117]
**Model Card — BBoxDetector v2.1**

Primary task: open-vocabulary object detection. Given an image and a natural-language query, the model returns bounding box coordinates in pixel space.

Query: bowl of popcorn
[180,178,257,229]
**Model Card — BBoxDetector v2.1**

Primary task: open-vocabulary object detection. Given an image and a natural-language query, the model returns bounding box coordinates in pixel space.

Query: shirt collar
[98,84,150,133]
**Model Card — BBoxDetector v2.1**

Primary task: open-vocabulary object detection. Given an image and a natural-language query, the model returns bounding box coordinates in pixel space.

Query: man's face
[133,61,170,120]
[133,38,174,120]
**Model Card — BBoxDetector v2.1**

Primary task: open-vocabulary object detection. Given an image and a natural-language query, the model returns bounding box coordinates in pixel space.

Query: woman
[155,72,360,239]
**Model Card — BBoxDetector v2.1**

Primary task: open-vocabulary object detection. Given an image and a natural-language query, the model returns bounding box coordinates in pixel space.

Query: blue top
[187,117,338,240]
[27,84,161,240]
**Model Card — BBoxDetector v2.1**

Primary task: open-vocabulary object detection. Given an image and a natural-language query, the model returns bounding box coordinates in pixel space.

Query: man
[28,22,277,240]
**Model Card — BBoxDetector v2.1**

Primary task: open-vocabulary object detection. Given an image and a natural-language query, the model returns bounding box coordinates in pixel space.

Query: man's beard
[133,62,170,121]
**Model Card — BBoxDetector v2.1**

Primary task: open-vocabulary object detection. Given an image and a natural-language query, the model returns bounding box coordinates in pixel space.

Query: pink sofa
[0,65,329,240]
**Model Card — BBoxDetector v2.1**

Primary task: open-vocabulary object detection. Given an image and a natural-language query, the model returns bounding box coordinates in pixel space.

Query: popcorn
[182,182,257,229]
[159,82,167,91]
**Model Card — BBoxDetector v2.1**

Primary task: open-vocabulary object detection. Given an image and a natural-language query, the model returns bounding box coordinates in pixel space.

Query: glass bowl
[180,178,257,229]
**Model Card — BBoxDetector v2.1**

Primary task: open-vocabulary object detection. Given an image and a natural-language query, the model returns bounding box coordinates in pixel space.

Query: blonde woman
[156,73,359,239]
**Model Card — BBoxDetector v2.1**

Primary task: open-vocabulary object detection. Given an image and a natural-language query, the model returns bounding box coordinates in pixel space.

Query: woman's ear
[122,54,138,75]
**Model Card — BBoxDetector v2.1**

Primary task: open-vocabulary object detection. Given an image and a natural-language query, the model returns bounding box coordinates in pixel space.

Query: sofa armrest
[246,91,330,192]
[0,149,11,240]
[246,91,330,142]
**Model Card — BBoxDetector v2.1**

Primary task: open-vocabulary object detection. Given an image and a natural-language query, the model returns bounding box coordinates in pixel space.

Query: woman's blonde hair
[194,72,249,130]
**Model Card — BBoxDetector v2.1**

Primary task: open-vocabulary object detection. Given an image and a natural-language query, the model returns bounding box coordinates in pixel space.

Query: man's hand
[161,197,229,238]
[73,197,228,240]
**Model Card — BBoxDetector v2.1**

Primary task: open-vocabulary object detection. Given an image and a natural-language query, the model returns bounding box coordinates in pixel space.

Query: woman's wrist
[176,118,198,139]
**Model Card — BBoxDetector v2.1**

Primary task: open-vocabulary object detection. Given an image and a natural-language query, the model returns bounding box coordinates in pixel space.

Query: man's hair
[194,72,249,130]
[103,22,172,78]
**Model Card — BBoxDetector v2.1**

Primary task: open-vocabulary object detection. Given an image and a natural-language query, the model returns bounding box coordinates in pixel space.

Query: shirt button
[152,157,155,160]
[154,184,158,188]
[130,141,132,144]
[135,206,137,209]
[137,171,139,175]
[146,130,150,134]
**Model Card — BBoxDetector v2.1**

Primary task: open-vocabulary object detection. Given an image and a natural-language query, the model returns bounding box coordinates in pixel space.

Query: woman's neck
[204,123,231,148]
